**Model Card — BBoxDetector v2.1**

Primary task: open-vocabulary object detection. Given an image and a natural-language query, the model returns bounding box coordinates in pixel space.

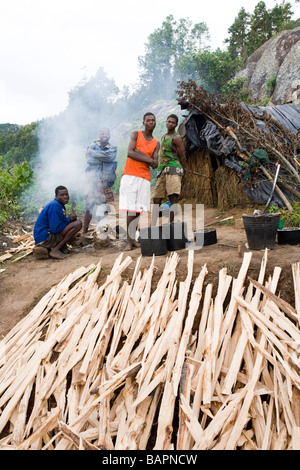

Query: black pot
[194,228,217,247]
[277,227,300,245]
[140,226,168,257]
[164,222,187,251]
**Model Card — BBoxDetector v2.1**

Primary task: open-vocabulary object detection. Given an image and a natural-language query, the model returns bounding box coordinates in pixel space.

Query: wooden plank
[292,262,300,320]
[177,362,194,450]
[153,380,176,450]
[225,266,281,450]
[172,261,207,395]
[248,276,299,322]
[58,421,99,450]
[0,253,12,262]
[17,408,60,450]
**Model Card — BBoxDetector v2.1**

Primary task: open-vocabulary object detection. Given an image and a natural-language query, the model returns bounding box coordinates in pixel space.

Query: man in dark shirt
[83,127,118,233]
[33,186,82,259]
[152,114,186,224]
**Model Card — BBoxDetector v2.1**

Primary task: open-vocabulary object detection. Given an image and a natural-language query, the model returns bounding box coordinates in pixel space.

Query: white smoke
[31,67,128,208]
[31,68,180,215]
[35,107,97,205]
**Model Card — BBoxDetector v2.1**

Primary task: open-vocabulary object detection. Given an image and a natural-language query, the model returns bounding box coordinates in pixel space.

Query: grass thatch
[181,149,251,209]
[214,166,251,209]
[181,149,217,206]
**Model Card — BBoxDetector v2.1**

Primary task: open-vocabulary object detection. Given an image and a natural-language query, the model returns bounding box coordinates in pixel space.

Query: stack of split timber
[0,250,300,450]
[0,232,34,265]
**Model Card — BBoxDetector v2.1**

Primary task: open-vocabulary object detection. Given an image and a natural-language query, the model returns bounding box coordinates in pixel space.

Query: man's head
[166,114,178,132]
[143,112,156,132]
[99,128,110,147]
[55,186,69,206]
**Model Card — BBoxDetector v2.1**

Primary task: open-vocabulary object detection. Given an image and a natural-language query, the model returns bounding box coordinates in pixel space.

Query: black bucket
[140,226,168,257]
[242,213,281,250]
[194,228,217,247]
[163,222,187,251]
[277,227,300,245]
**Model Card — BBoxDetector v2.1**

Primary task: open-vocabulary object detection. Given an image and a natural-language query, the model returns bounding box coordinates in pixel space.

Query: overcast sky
[1,0,299,125]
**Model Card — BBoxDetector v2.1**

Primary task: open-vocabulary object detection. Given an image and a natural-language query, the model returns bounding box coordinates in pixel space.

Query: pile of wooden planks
[0,232,34,266]
[0,250,300,450]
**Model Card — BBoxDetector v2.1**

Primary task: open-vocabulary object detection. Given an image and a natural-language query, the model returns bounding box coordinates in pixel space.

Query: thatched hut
[176,83,300,210]
[179,119,251,208]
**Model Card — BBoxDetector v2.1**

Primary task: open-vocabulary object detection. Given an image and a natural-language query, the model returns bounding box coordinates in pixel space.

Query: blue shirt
[85,142,117,187]
[34,198,71,244]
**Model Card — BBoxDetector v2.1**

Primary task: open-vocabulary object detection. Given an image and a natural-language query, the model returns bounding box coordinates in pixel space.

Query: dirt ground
[0,204,299,339]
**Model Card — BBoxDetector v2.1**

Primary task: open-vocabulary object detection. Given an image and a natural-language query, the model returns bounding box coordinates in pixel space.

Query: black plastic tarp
[241,103,300,135]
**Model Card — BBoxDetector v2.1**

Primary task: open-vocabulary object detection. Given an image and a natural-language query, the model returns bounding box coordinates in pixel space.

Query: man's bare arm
[150,142,160,169]
[173,135,186,169]
[127,131,154,165]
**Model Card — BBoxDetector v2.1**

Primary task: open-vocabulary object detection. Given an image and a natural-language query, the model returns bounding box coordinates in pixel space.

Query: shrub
[269,201,300,227]
[221,77,251,102]
[0,162,33,228]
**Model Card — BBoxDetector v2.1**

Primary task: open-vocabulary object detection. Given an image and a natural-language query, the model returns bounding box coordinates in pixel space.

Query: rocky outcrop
[236,27,300,104]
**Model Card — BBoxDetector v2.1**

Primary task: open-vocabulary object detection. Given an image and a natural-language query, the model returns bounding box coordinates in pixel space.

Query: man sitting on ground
[33,186,82,260]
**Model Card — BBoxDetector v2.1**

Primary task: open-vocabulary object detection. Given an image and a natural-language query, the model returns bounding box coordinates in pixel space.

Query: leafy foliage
[0,123,38,228]
[269,201,300,226]
[0,122,38,167]
[180,49,242,94]
[0,123,21,135]
[221,77,251,102]
[225,7,251,60]
[137,15,214,103]
[225,1,295,59]
[0,162,33,227]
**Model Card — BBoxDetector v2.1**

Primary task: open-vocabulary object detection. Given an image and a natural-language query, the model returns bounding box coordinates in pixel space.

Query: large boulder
[236,27,300,104]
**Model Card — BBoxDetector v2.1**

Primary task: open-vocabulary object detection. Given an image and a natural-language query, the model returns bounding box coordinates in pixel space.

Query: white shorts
[119,175,151,212]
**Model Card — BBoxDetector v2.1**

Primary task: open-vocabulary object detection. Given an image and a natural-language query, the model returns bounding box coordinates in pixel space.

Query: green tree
[185,49,242,94]
[225,7,251,60]
[68,67,119,112]
[221,77,251,102]
[226,1,296,61]
[247,1,272,54]
[138,15,178,101]
[138,15,210,101]
[191,22,210,49]
[0,123,38,168]
[270,2,293,33]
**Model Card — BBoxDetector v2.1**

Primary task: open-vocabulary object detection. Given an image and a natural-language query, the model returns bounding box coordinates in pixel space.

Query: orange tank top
[123,131,158,181]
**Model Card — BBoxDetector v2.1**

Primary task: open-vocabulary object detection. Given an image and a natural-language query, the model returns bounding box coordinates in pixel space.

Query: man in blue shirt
[33,186,82,260]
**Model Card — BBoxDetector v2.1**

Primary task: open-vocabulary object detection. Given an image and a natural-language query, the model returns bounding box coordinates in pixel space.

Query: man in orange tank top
[119,112,160,251]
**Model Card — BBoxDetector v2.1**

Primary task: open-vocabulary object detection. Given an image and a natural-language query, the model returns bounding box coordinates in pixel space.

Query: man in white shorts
[119,112,160,250]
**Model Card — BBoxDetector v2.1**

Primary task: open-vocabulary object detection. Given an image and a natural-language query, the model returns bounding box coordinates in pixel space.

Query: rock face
[236,27,300,104]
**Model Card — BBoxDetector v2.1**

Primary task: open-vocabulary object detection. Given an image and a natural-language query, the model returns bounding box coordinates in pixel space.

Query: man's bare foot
[123,239,141,251]
[49,248,67,260]
[123,241,133,252]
